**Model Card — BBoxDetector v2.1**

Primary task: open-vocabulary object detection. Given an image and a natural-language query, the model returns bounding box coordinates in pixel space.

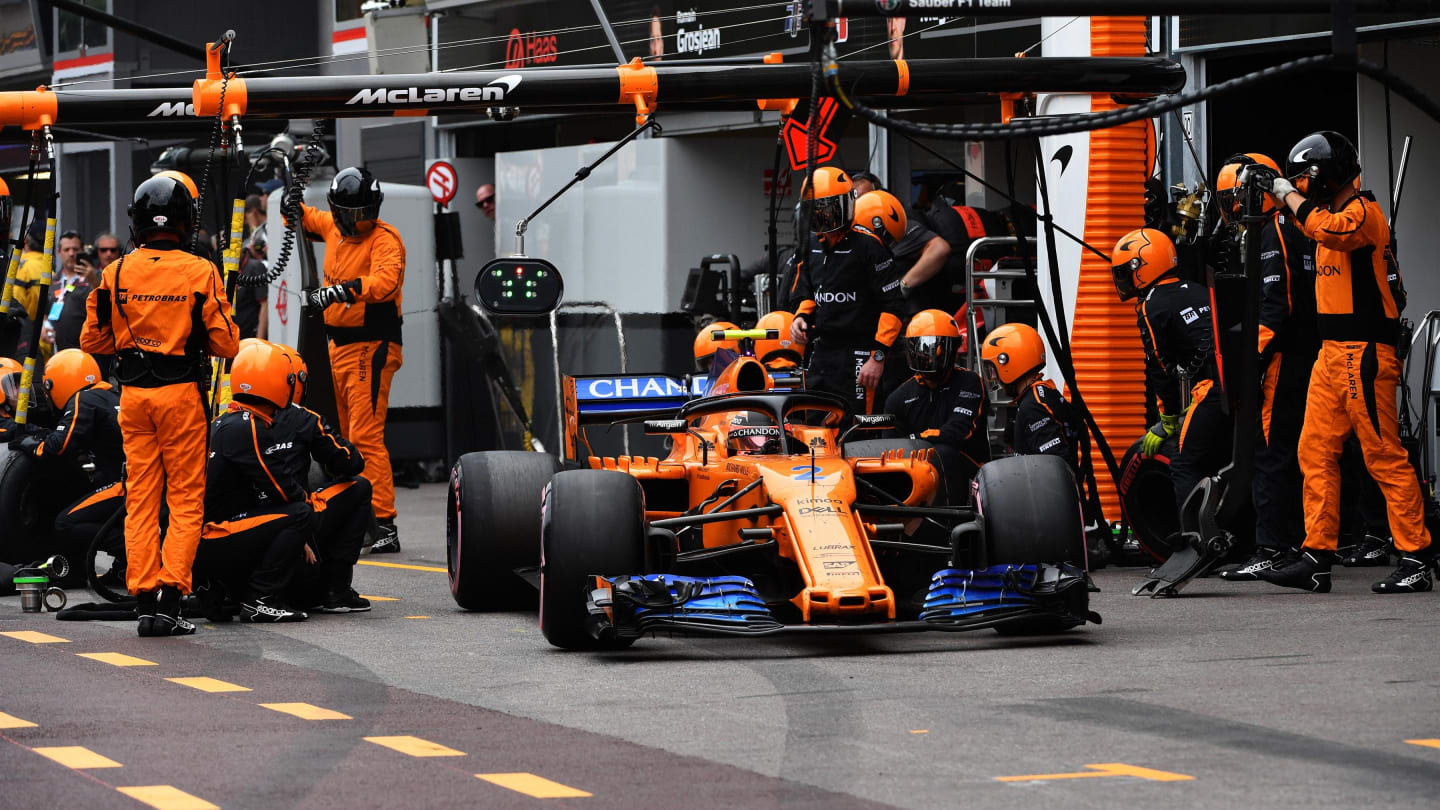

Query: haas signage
[505,28,559,68]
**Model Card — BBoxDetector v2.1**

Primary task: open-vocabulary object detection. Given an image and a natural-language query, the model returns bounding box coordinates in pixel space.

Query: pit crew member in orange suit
[982,322,1109,564]
[1212,154,1321,582]
[787,167,905,417]
[8,350,124,562]
[693,321,738,373]
[886,309,989,504]
[754,311,803,370]
[1258,130,1432,594]
[80,174,239,637]
[298,166,404,553]
[1112,227,1229,522]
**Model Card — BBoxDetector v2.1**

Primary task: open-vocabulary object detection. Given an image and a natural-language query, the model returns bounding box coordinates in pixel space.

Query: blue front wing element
[588,575,783,638]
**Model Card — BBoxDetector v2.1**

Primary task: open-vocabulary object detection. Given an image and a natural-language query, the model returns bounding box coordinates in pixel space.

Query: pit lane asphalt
[3,482,1439,809]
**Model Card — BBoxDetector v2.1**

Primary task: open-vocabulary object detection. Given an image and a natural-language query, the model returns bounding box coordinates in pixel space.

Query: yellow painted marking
[477,773,592,798]
[910,730,929,734]
[0,630,69,644]
[166,677,251,693]
[996,763,1194,783]
[33,745,123,769]
[116,785,219,810]
[404,616,431,620]
[360,594,400,601]
[259,703,351,721]
[357,560,447,573]
[1407,739,1440,749]
[0,711,37,729]
[365,735,467,757]
[77,652,157,667]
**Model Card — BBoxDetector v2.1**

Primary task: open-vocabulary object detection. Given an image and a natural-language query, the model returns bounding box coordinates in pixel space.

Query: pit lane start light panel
[477,257,564,315]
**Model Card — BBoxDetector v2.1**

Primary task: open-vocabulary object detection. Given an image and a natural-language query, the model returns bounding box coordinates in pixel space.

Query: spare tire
[0,448,88,567]
[447,451,563,611]
[1117,437,1181,562]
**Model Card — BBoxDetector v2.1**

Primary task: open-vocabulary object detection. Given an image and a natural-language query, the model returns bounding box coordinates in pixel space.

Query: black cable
[192,42,230,253]
[238,121,326,288]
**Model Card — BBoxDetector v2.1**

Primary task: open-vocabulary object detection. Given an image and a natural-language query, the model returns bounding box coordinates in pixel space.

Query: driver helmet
[726,411,782,456]
[905,309,962,377]
[800,167,855,237]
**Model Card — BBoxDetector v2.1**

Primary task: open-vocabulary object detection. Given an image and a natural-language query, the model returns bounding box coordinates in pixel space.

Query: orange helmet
[694,321,739,373]
[43,349,101,409]
[231,340,296,409]
[1110,227,1178,301]
[155,170,199,200]
[274,343,309,404]
[853,190,906,246]
[981,322,1046,388]
[800,166,855,236]
[905,309,962,375]
[1216,153,1281,215]
[754,311,801,367]
[0,357,21,419]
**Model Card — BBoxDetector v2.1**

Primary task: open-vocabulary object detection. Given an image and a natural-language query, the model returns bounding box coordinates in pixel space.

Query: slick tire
[447,451,562,611]
[1118,437,1180,562]
[0,448,62,566]
[540,470,645,651]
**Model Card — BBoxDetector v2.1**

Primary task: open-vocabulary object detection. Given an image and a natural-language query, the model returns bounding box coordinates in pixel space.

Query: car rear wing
[562,374,703,461]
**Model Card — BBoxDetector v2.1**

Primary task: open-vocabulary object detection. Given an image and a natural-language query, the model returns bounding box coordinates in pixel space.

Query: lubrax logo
[345,76,522,106]
[816,291,857,303]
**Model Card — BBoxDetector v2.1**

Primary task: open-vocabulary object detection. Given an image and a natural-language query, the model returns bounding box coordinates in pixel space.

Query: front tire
[447,451,563,611]
[540,470,646,650]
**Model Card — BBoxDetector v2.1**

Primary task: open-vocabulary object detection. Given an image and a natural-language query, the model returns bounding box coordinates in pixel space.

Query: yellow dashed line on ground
[360,594,400,601]
[116,785,219,810]
[0,630,69,644]
[33,745,123,769]
[0,711,36,729]
[910,730,929,734]
[259,703,352,720]
[404,616,431,620]
[166,677,251,693]
[365,735,467,757]
[357,560,448,573]
[1407,739,1440,749]
[996,763,1194,782]
[76,652,157,667]
[477,773,592,798]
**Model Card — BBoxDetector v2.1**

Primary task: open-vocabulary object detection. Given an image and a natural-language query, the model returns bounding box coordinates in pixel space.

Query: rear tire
[975,455,1087,636]
[540,470,646,650]
[447,451,562,611]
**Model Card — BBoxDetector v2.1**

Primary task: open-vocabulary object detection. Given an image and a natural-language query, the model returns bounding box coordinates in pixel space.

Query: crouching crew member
[1112,228,1229,520]
[1214,154,1322,582]
[8,350,124,561]
[754,311,803,371]
[693,321,739,374]
[299,167,404,553]
[273,342,373,613]
[886,309,990,503]
[81,174,239,637]
[788,167,906,417]
[1260,131,1432,594]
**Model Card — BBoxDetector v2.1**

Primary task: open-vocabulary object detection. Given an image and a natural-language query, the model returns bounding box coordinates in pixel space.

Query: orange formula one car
[447,347,1097,650]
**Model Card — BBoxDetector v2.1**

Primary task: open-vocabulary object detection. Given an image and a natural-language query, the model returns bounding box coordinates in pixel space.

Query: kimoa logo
[346,75,522,105]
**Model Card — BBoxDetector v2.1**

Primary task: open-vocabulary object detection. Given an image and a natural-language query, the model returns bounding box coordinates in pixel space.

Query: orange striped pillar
[1072,16,1150,519]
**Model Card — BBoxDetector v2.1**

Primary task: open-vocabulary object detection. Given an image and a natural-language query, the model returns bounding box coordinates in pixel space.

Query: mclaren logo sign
[345,75,522,106]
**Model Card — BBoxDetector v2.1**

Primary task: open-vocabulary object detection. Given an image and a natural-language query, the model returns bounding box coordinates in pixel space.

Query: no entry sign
[427,161,458,207]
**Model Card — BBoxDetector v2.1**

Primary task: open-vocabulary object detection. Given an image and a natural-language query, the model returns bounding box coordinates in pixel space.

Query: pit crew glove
[8,434,41,455]
[1140,412,1181,459]
[305,280,360,309]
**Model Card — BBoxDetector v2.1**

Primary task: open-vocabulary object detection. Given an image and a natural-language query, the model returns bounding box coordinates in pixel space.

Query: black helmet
[128,175,196,244]
[328,166,383,237]
[1286,131,1360,203]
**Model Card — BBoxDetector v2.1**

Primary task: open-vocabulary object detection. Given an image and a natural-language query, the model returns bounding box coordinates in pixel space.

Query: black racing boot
[370,519,401,554]
[193,580,233,623]
[1372,554,1434,594]
[135,590,158,637]
[317,588,371,614]
[143,585,196,636]
[1219,548,1287,582]
[1258,550,1335,593]
[241,595,308,623]
[1342,535,1392,567]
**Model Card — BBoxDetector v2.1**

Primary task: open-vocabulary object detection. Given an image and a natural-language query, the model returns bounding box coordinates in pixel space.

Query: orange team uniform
[301,203,405,520]
[80,246,239,594]
[1293,191,1430,555]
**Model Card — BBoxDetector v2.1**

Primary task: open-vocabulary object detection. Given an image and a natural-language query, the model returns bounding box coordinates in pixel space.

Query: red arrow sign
[782,97,848,172]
